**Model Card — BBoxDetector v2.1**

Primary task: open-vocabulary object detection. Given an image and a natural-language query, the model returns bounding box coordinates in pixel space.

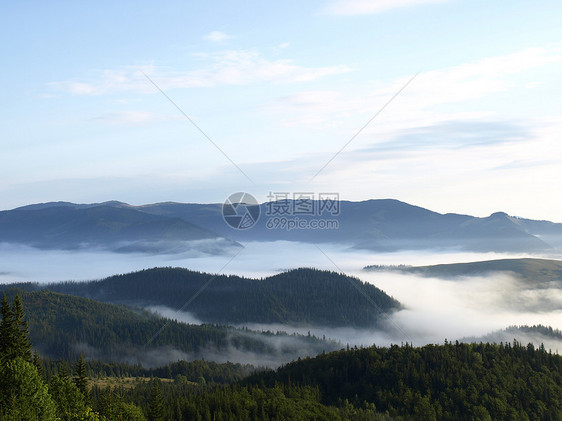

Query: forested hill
[0,288,341,366]
[246,342,562,420]
[364,258,562,287]
[462,325,562,352]
[44,267,400,327]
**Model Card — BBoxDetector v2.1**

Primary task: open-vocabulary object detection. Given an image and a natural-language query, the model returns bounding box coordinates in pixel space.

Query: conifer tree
[74,354,89,399]
[33,350,44,379]
[147,380,165,421]
[58,362,70,380]
[12,294,32,362]
[0,294,14,363]
[0,294,32,363]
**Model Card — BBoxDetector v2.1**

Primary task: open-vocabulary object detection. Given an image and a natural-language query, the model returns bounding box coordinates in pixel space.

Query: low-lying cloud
[3,240,562,361]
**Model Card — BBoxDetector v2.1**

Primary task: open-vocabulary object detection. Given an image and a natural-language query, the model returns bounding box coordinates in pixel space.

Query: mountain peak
[489,211,509,218]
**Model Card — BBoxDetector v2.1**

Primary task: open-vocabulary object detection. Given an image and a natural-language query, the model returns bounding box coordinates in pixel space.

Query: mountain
[0,203,238,254]
[44,267,400,328]
[135,199,556,252]
[2,199,560,253]
[365,258,562,287]
[245,342,562,420]
[0,287,340,367]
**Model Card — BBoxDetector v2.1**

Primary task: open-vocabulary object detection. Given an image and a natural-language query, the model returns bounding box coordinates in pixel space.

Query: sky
[2,0,562,221]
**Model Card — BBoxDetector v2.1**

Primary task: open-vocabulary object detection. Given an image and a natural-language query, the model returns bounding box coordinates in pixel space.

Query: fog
[146,268,562,357]
[0,240,549,284]
[358,271,562,347]
[2,240,562,362]
[72,323,341,368]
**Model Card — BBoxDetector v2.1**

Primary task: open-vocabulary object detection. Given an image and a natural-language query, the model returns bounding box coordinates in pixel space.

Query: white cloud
[262,47,562,134]
[325,0,450,15]
[92,111,162,125]
[48,65,157,96]
[204,30,230,42]
[48,51,351,96]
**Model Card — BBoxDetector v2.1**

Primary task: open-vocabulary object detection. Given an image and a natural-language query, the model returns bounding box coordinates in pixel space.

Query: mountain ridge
[364,257,562,287]
[43,267,400,328]
[2,198,560,253]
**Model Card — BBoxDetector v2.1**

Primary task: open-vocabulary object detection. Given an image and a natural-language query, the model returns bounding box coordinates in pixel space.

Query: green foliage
[74,354,89,398]
[0,357,57,420]
[117,402,147,421]
[66,342,562,419]
[12,294,32,361]
[49,374,87,420]
[94,386,146,421]
[33,349,44,378]
[0,293,32,363]
[0,288,337,363]
[46,267,400,326]
[0,293,14,363]
[0,294,104,421]
[93,380,382,421]
[248,342,562,420]
[147,380,165,421]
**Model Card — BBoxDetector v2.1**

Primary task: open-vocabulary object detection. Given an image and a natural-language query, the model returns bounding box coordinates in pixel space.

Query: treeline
[0,294,98,419]
[247,341,562,420]
[504,324,562,339]
[84,341,562,420]
[5,289,562,420]
[41,358,257,385]
[0,294,379,420]
[45,267,400,327]
[94,380,387,421]
[0,288,340,363]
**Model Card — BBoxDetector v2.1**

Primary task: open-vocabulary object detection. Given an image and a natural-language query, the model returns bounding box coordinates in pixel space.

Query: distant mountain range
[0,202,237,254]
[2,199,562,253]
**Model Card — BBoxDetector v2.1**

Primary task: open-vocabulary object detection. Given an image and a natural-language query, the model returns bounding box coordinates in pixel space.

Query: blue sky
[2,0,562,221]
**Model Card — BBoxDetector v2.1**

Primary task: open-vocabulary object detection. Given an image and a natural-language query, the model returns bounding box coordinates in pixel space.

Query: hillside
[0,288,340,366]
[44,267,400,327]
[135,200,556,252]
[462,325,562,351]
[3,199,559,253]
[245,342,562,420]
[0,203,236,254]
[364,258,562,287]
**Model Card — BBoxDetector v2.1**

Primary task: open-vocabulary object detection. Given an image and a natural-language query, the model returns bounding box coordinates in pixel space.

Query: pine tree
[0,357,57,420]
[1,294,32,363]
[0,294,14,363]
[58,362,70,380]
[74,355,89,399]
[147,380,165,421]
[33,350,44,379]
[12,294,32,362]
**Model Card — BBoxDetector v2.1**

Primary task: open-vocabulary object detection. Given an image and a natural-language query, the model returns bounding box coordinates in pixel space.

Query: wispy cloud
[263,47,562,133]
[204,30,230,43]
[324,0,450,15]
[360,120,531,153]
[92,111,163,125]
[48,50,351,96]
